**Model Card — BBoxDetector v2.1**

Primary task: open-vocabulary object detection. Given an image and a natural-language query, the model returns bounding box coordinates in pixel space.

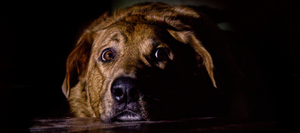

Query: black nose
[111,77,139,103]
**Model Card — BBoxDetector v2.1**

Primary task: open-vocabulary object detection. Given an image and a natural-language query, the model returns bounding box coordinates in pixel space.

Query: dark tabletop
[29,117,281,133]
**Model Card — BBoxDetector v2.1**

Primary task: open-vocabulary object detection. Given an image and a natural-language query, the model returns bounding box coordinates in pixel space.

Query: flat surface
[29,117,280,133]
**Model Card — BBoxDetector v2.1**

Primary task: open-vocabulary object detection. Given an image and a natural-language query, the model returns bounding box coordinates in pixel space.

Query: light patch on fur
[138,95,149,120]
[100,82,114,121]
[86,63,103,117]
[117,114,141,121]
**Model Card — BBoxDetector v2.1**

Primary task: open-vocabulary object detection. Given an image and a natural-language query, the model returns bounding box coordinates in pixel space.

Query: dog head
[62,2,219,122]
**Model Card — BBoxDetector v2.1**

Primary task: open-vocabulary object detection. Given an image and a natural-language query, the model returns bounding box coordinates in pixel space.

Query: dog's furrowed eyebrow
[109,31,128,43]
[111,34,119,42]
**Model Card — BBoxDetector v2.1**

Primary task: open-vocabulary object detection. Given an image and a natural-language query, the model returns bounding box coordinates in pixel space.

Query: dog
[62,2,243,122]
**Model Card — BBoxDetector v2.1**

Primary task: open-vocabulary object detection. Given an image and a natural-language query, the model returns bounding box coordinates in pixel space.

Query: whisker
[147,104,159,110]
[152,98,160,101]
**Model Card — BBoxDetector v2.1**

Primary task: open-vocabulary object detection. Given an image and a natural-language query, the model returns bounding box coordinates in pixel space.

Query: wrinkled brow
[106,30,127,44]
[110,34,119,42]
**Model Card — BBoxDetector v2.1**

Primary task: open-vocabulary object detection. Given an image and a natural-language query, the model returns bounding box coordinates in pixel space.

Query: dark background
[0,0,299,129]
[0,2,111,128]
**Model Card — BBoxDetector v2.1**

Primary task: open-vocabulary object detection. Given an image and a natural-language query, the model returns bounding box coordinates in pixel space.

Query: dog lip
[113,110,142,121]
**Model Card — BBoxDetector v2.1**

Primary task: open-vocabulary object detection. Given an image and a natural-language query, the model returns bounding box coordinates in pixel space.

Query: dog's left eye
[100,48,116,62]
[154,48,169,61]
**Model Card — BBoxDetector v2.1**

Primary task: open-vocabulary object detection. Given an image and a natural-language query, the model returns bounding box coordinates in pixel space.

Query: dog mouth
[112,110,143,122]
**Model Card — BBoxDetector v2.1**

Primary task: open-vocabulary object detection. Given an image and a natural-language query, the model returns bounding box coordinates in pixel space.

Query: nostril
[112,87,125,102]
[112,88,123,97]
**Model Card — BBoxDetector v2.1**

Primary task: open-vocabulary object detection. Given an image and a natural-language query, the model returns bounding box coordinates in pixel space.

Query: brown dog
[62,2,239,122]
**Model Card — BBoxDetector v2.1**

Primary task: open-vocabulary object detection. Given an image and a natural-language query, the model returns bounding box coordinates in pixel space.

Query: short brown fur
[62,2,228,122]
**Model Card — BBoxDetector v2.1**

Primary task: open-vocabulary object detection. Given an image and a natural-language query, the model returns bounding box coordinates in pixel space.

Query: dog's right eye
[100,48,116,62]
[154,48,169,61]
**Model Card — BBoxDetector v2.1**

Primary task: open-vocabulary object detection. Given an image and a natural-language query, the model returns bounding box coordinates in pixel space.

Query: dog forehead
[112,23,163,51]
[114,22,160,40]
[131,24,160,45]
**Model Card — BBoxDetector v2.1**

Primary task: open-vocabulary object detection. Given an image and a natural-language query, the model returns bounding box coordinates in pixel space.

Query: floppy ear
[62,32,94,98]
[168,30,217,88]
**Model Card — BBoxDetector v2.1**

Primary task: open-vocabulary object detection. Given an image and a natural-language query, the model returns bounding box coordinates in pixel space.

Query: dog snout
[111,77,139,103]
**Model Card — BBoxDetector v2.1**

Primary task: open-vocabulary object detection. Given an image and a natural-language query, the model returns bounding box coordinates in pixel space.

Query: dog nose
[111,77,139,103]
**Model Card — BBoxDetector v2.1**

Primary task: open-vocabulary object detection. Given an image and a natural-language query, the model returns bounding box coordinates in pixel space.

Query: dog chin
[112,110,143,122]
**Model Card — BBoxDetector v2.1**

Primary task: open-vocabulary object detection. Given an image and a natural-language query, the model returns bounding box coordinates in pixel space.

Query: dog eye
[100,48,116,62]
[154,48,169,61]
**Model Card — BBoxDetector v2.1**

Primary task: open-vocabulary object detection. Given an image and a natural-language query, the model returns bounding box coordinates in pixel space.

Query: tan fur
[62,2,218,121]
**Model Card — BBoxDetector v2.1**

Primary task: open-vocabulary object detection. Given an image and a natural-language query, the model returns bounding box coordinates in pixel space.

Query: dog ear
[168,30,217,88]
[62,32,94,98]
